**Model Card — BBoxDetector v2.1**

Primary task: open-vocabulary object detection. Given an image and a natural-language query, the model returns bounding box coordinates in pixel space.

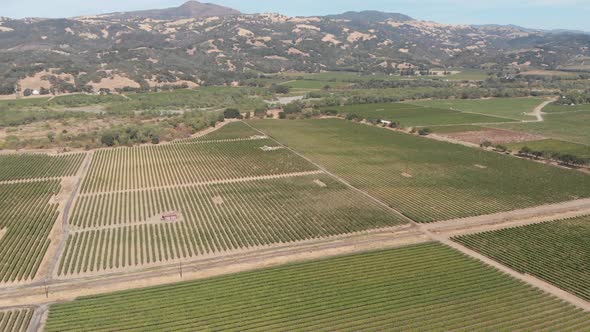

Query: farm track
[45,153,93,280]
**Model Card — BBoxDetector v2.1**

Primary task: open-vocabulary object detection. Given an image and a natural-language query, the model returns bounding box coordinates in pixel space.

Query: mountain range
[0,1,588,95]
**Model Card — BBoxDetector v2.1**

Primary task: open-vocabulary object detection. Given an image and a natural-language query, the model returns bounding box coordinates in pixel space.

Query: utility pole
[44,279,49,298]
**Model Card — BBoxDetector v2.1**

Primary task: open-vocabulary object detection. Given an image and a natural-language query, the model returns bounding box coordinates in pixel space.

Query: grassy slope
[408,97,544,121]
[44,243,590,331]
[454,216,590,301]
[250,119,590,222]
[321,103,512,127]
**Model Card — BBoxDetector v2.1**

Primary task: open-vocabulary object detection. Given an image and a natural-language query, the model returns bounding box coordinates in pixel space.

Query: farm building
[161,212,179,221]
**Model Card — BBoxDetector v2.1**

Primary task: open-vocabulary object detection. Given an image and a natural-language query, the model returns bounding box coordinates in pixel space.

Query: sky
[2,0,590,32]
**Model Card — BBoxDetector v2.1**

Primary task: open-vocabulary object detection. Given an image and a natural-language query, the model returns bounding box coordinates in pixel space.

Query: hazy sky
[2,0,589,31]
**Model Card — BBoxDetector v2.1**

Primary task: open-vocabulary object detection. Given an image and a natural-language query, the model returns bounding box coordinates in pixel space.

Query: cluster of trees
[557,91,590,105]
[518,146,587,167]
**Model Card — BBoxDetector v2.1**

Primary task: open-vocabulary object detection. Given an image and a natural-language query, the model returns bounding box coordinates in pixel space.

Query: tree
[47,132,56,143]
[418,128,432,136]
[270,84,290,94]
[278,112,287,119]
[151,135,160,145]
[101,132,117,147]
[519,146,532,155]
[23,89,33,97]
[223,108,242,119]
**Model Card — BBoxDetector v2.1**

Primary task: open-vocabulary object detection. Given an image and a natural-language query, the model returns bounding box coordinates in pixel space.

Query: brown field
[442,128,544,145]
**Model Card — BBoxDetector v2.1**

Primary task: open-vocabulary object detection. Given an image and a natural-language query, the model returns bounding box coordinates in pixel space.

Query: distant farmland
[251,119,590,222]
[409,97,544,121]
[321,102,513,127]
[44,243,590,331]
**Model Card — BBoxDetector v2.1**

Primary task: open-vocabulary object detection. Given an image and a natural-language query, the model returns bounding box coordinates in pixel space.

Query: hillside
[0,2,589,94]
[102,1,241,20]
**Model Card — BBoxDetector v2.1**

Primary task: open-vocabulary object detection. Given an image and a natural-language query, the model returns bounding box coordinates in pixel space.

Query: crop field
[250,119,590,222]
[81,139,316,193]
[0,308,32,332]
[174,121,262,143]
[506,139,590,160]
[60,174,405,275]
[0,153,84,182]
[0,180,60,282]
[409,97,544,121]
[45,242,590,331]
[492,110,590,145]
[321,103,512,127]
[454,216,590,302]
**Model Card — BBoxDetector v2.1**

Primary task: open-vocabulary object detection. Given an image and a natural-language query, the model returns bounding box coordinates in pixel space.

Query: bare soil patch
[474,164,488,169]
[212,195,224,205]
[401,173,413,178]
[442,128,544,145]
[0,228,5,241]
[313,179,327,188]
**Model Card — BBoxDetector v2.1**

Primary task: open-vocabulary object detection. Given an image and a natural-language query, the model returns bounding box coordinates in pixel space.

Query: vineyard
[44,243,590,331]
[81,139,316,193]
[175,121,263,143]
[0,180,60,282]
[0,153,84,182]
[250,119,590,222]
[61,174,406,275]
[0,308,32,332]
[454,215,590,301]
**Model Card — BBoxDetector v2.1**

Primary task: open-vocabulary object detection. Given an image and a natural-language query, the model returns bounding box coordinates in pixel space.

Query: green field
[61,174,405,275]
[175,121,262,143]
[321,103,512,127]
[0,180,60,282]
[542,103,590,113]
[493,110,590,145]
[0,308,33,332]
[409,97,544,121]
[0,153,84,182]
[0,97,50,109]
[82,139,316,193]
[284,80,349,90]
[454,215,590,301]
[506,139,590,160]
[45,243,590,331]
[250,119,590,222]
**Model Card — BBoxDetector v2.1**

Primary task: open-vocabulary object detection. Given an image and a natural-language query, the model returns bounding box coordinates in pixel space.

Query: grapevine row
[0,180,60,282]
[0,153,84,182]
[0,309,32,332]
[45,243,590,331]
[454,215,590,301]
[60,175,405,275]
[82,139,316,193]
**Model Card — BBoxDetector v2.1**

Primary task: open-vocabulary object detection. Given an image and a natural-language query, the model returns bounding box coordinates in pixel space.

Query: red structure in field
[161,212,178,221]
